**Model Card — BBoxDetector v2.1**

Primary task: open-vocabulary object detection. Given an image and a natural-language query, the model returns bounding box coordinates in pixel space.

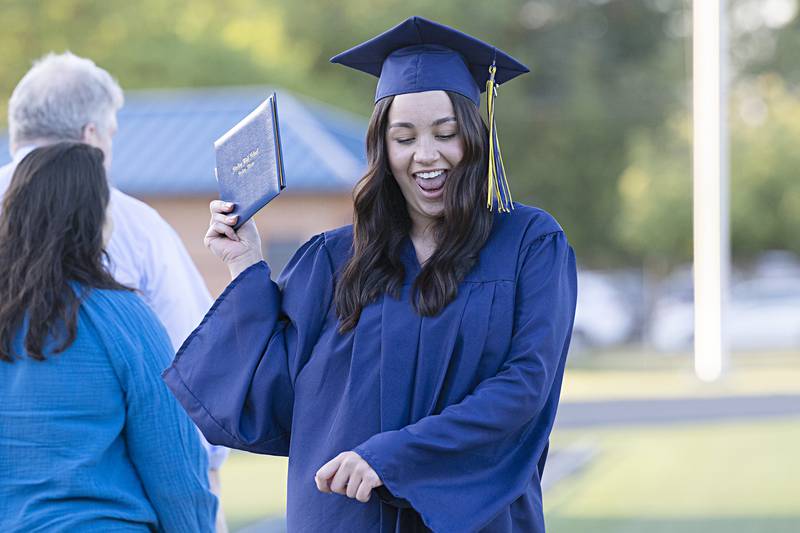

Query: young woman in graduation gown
[164,17,577,533]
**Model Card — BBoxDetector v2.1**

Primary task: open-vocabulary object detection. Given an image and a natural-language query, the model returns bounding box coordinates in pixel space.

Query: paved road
[555,393,800,428]
[236,517,285,533]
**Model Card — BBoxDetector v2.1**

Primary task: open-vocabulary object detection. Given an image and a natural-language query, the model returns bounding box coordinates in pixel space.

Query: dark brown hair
[335,91,493,331]
[0,142,131,362]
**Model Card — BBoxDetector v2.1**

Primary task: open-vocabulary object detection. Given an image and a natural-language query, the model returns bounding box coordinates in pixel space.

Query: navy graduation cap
[331,16,530,212]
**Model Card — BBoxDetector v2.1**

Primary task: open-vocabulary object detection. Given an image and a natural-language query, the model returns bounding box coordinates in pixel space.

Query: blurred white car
[571,270,637,352]
[649,274,800,352]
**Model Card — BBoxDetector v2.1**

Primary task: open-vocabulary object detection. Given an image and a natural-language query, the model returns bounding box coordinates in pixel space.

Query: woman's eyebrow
[388,116,457,129]
[431,116,457,126]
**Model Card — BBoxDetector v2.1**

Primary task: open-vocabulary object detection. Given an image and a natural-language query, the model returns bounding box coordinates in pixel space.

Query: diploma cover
[214,92,286,229]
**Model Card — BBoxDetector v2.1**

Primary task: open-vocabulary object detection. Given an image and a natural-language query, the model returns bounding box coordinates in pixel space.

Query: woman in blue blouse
[0,142,216,532]
[166,17,577,533]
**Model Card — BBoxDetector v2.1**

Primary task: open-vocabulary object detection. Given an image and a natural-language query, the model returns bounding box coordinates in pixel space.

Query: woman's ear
[81,122,98,144]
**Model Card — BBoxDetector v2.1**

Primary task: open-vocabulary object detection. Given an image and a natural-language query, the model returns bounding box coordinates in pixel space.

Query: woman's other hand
[315,451,383,503]
[204,200,263,279]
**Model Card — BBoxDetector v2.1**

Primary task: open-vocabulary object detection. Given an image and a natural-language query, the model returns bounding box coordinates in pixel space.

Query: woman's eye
[396,138,414,144]
[437,134,457,140]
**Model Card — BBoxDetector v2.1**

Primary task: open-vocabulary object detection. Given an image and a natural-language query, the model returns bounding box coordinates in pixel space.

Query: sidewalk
[555,393,800,427]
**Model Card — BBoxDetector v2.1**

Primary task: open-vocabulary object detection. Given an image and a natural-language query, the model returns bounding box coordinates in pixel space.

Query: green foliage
[0,0,314,115]
[616,74,800,263]
[731,75,800,257]
[616,118,692,263]
[5,0,794,265]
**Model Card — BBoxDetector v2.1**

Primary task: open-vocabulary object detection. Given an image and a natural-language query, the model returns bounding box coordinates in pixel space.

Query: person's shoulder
[497,203,564,242]
[321,224,353,247]
[110,189,173,231]
[321,224,354,264]
[111,188,159,217]
[80,287,173,377]
[81,287,172,355]
[280,225,353,278]
[108,189,186,263]
[83,287,157,324]
[476,204,567,279]
[81,287,165,339]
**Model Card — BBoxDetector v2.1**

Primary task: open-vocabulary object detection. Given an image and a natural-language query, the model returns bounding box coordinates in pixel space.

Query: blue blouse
[0,288,217,532]
[165,204,577,532]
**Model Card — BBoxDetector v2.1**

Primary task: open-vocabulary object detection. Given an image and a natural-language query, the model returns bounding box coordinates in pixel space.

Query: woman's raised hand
[205,200,263,279]
[315,451,383,503]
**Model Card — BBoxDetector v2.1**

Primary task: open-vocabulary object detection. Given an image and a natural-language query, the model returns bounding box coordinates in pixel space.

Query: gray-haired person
[0,52,230,532]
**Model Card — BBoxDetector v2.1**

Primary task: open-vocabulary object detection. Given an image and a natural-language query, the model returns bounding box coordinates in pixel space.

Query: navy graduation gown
[164,204,577,533]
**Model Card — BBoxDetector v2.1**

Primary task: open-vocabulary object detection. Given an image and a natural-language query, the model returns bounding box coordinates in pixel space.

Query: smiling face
[385,90,465,232]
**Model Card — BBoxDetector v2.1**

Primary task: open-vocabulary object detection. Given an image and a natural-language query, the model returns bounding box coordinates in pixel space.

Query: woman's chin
[417,201,444,220]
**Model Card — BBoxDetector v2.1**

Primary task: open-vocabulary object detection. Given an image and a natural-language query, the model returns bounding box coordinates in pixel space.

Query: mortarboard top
[331,16,529,212]
[330,16,530,107]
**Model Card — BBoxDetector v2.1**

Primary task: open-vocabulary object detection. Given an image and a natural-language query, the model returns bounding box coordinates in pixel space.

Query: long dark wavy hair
[0,142,131,362]
[335,91,494,332]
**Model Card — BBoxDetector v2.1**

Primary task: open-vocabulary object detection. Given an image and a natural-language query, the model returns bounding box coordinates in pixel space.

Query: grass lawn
[218,452,287,531]
[545,417,800,532]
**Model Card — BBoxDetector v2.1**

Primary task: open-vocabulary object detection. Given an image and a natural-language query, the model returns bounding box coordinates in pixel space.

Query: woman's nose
[413,138,439,165]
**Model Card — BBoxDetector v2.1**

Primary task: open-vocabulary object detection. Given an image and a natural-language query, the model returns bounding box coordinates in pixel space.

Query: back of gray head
[8,52,124,149]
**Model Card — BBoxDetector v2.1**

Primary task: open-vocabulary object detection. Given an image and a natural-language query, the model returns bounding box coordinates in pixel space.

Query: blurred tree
[0,0,692,265]
[730,75,800,258]
[616,74,800,265]
[0,0,315,115]
[616,116,692,270]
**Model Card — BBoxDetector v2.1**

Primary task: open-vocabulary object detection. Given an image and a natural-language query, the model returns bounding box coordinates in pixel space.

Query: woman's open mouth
[413,169,447,198]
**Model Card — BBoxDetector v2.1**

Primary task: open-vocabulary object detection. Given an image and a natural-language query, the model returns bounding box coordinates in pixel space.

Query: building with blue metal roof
[2,85,367,196]
[1,86,367,294]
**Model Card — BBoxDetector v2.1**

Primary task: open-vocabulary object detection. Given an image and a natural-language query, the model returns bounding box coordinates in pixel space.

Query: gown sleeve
[353,231,577,533]
[162,234,334,455]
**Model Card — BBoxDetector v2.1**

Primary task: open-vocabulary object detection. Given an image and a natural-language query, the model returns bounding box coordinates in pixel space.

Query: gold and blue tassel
[486,61,514,212]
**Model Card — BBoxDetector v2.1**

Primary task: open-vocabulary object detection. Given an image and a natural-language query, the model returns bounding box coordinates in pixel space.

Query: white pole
[693,0,730,382]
